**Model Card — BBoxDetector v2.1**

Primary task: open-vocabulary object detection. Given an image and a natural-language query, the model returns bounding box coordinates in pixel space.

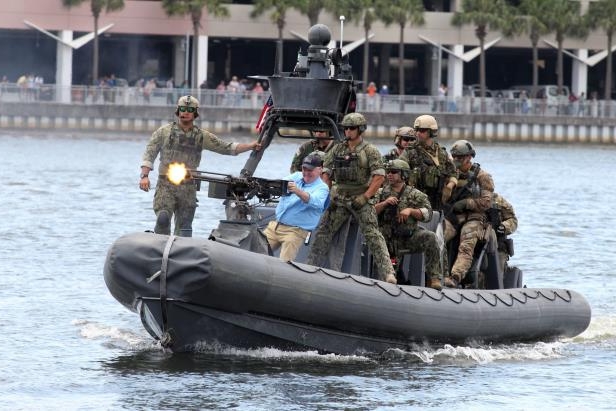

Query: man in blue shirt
[263,152,330,261]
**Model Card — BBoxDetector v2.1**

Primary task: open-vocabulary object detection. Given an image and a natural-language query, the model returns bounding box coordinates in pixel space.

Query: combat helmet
[386,159,411,179]
[413,114,438,138]
[450,139,476,158]
[341,112,367,132]
[394,126,415,146]
[175,95,200,118]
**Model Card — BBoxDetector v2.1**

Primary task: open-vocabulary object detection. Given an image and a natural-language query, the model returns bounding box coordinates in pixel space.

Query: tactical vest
[407,145,444,190]
[163,123,205,171]
[332,141,370,194]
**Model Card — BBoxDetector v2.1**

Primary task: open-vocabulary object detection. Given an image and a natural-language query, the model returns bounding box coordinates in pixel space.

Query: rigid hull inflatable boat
[104,24,591,353]
[104,232,591,354]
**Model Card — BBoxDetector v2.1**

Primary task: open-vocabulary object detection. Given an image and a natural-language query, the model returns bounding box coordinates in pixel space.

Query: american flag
[256,94,273,131]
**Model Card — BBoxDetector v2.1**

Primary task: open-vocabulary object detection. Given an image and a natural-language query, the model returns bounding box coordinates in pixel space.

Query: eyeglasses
[343,126,358,131]
[386,169,400,174]
[415,128,430,133]
[401,136,415,142]
[452,155,466,160]
[178,106,196,113]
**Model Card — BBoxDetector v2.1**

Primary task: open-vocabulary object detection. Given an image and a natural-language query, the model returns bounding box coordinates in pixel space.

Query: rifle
[487,205,515,257]
[442,163,481,226]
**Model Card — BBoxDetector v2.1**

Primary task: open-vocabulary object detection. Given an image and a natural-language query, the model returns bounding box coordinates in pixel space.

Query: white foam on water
[73,319,160,351]
[191,341,373,363]
[567,314,616,343]
[381,340,566,365]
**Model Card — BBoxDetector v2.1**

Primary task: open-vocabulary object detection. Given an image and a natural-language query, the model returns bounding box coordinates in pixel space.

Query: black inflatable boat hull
[104,232,591,353]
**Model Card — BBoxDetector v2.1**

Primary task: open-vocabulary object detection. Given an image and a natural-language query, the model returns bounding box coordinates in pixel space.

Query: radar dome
[308,24,331,46]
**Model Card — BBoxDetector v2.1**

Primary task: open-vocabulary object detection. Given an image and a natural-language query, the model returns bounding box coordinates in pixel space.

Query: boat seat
[396,253,426,287]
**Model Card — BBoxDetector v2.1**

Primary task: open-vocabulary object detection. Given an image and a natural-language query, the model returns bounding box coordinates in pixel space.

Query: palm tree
[588,0,616,100]
[376,0,425,96]
[451,0,512,99]
[518,0,551,91]
[296,0,327,26]
[538,0,587,96]
[61,0,125,85]
[161,0,229,88]
[251,0,297,74]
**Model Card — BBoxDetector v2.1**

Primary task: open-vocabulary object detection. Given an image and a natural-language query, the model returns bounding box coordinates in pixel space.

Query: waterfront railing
[0,83,614,118]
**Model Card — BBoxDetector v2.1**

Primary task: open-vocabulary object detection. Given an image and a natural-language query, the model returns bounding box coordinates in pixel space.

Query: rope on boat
[159,234,177,348]
[288,261,575,306]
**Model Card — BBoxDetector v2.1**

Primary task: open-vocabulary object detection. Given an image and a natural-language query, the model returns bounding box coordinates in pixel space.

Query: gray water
[1,131,615,410]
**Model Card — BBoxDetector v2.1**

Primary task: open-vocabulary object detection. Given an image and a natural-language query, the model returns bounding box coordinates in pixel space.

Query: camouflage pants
[389,228,442,280]
[444,219,486,280]
[306,201,395,280]
[153,179,197,235]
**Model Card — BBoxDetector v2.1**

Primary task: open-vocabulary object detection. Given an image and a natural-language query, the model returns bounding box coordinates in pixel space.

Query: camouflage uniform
[399,141,457,210]
[306,140,396,281]
[141,122,238,235]
[377,184,442,282]
[290,139,333,172]
[444,164,495,282]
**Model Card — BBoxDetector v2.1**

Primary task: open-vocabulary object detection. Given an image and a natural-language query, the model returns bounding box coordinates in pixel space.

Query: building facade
[0,0,611,100]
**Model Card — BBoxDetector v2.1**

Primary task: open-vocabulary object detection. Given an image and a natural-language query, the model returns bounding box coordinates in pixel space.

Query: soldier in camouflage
[382,126,415,161]
[375,160,443,290]
[399,115,457,211]
[306,112,397,284]
[139,95,261,236]
[443,139,495,288]
[289,129,334,172]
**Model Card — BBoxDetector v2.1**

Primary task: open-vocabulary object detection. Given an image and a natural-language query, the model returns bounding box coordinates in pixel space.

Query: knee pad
[154,210,171,234]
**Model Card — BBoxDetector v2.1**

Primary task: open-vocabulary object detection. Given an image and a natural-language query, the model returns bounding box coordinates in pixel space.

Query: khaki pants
[263,221,308,262]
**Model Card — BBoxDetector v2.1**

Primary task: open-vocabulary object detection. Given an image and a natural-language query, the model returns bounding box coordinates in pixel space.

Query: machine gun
[188,169,289,202]
[167,163,289,223]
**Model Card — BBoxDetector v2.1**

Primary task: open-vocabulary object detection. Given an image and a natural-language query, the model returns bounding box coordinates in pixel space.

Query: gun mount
[187,169,289,223]
[244,24,357,178]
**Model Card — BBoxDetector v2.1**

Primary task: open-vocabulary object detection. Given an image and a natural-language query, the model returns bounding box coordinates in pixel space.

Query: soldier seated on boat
[306,112,398,284]
[263,152,330,262]
[289,129,334,173]
[375,159,443,290]
[382,126,415,161]
[398,114,457,212]
[442,139,495,288]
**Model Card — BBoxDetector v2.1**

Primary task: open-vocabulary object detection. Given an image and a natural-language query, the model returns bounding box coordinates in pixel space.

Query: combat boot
[443,274,460,288]
[427,277,442,291]
[385,273,397,284]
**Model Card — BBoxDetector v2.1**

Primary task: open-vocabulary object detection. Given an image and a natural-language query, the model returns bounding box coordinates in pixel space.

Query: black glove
[351,194,368,210]
[452,199,467,213]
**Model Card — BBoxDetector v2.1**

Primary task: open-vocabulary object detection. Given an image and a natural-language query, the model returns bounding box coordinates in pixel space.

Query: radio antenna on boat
[339,15,345,48]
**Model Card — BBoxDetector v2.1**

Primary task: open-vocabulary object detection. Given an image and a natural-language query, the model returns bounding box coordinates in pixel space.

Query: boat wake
[566,314,616,343]
[73,319,159,351]
[190,339,569,365]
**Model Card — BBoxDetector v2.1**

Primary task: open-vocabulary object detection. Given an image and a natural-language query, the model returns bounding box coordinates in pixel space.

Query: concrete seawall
[1,101,615,143]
